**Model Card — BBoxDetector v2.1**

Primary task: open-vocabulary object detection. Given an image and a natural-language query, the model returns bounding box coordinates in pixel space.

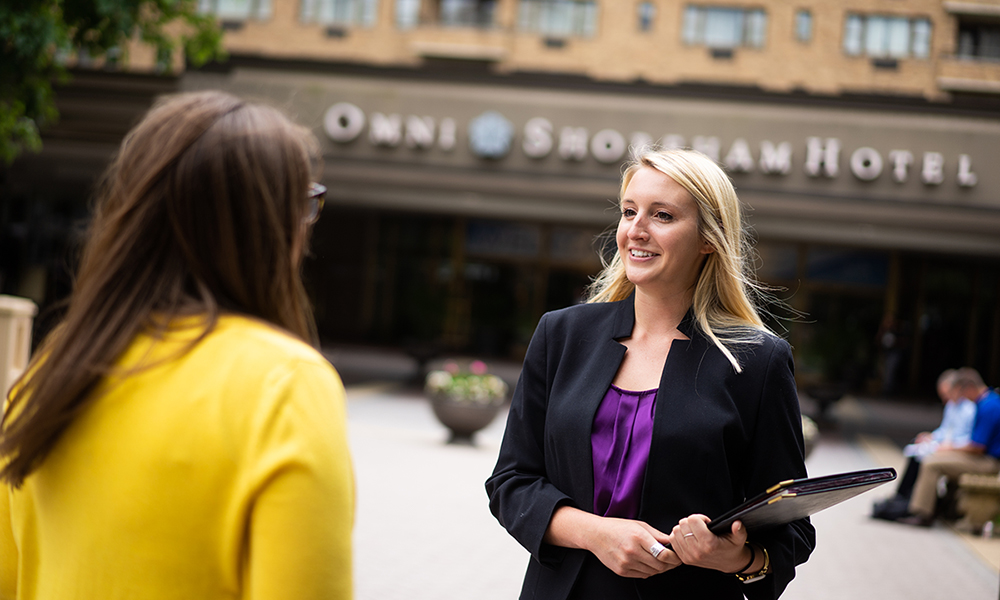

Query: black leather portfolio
[706,467,897,536]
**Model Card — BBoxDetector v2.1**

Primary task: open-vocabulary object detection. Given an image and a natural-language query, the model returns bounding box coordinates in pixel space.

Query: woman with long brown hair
[0,91,353,599]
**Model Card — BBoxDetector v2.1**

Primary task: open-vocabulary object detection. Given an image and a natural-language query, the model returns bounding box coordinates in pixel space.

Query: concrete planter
[428,392,502,444]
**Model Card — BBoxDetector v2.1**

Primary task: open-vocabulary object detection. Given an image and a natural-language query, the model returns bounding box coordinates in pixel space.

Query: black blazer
[486,295,815,600]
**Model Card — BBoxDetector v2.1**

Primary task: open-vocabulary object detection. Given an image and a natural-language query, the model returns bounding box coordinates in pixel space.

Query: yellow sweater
[0,316,354,599]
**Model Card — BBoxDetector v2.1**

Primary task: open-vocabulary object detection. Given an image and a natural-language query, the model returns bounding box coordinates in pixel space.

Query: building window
[912,18,932,57]
[795,9,811,43]
[197,0,272,20]
[843,14,932,59]
[395,0,496,28]
[957,19,1000,60]
[638,2,655,32]
[396,0,420,28]
[681,5,767,49]
[440,0,496,27]
[301,0,379,26]
[518,0,598,38]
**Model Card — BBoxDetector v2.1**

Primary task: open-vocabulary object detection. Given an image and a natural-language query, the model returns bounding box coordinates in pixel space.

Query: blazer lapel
[639,305,704,518]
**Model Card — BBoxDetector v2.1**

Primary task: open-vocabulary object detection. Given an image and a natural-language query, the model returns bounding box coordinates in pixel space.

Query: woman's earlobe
[701,239,716,255]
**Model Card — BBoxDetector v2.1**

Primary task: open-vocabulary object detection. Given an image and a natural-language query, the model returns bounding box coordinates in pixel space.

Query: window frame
[301,0,380,27]
[396,0,421,28]
[681,4,768,50]
[518,0,599,38]
[197,0,272,21]
[795,8,812,44]
[637,1,656,32]
[843,12,933,60]
[439,0,498,28]
[955,17,1000,60]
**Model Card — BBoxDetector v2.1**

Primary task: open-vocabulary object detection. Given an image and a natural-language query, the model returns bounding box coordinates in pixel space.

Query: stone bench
[957,473,1000,532]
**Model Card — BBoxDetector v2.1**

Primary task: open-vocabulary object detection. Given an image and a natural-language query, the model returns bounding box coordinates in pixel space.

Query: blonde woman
[487,148,814,599]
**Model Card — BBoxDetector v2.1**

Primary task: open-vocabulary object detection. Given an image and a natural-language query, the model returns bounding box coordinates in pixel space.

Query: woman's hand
[588,517,682,578]
[668,514,756,574]
[544,506,681,578]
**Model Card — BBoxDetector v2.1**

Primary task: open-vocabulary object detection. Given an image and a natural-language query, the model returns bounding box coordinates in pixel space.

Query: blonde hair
[587,147,769,372]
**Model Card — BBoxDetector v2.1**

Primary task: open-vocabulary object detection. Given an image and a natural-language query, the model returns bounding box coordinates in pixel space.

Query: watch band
[735,545,770,584]
[726,542,756,575]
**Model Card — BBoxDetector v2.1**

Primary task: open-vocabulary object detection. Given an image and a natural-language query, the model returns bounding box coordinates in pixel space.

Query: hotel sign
[324,102,978,188]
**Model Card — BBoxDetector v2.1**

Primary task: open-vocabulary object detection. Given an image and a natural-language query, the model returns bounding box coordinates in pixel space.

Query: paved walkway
[344,383,999,600]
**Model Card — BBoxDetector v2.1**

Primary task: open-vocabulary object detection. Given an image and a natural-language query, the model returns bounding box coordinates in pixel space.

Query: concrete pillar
[0,295,37,401]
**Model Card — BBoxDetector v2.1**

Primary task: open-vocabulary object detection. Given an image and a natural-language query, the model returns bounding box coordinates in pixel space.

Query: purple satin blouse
[591,384,657,519]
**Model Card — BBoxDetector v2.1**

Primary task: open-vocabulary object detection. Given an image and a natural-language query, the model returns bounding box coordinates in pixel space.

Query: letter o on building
[591,129,627,164]
[850,147,883,181]
[324,102,366,143]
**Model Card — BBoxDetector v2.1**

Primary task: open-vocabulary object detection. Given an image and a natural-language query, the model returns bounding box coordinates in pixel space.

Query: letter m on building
[759,141,792,175]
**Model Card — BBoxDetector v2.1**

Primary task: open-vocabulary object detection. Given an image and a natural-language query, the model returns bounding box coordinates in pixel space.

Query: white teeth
[631,249,655,258]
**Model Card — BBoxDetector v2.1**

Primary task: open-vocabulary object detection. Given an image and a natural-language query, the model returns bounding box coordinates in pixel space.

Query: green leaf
[1,0,223,164]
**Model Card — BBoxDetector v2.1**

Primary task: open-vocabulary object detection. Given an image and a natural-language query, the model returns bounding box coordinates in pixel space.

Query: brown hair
[1,91,320,486]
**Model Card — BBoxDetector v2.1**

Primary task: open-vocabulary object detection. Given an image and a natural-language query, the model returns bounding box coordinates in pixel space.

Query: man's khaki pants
[908,450,1000,518]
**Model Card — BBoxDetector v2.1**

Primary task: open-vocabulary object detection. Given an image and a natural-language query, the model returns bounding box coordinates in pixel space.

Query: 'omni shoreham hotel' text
[324,103,978,188]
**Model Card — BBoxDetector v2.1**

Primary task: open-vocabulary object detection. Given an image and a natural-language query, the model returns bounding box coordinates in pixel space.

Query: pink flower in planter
[470,360,488,375]
[444,361,460,374]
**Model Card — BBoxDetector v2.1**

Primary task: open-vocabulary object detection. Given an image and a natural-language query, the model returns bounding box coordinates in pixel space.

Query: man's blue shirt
[970,388,1000,459]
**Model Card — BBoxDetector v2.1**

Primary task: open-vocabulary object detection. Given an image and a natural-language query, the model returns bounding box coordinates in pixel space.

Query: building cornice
[943,2,1000,17]
[190,54,1000,119]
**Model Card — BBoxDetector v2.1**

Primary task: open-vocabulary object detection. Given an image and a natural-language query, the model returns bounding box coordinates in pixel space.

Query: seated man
[900,367,1000,527]
[873,369,974,520]
[904,370,977,482]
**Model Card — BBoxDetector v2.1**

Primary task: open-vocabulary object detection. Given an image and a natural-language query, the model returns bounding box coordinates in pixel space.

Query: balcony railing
[440,0,497,27]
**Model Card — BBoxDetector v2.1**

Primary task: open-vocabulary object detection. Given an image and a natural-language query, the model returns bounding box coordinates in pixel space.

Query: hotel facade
[3,0,1000,397]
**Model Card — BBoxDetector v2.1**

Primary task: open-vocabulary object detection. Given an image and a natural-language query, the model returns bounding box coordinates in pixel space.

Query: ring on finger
[683,532,695,539]
[649,542,667,558]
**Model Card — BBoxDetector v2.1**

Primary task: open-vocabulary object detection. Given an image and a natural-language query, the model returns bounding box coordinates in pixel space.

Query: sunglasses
[305,183,326,224]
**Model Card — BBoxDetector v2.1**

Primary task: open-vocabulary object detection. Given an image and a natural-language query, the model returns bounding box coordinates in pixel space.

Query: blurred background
[2,0,1000,408]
